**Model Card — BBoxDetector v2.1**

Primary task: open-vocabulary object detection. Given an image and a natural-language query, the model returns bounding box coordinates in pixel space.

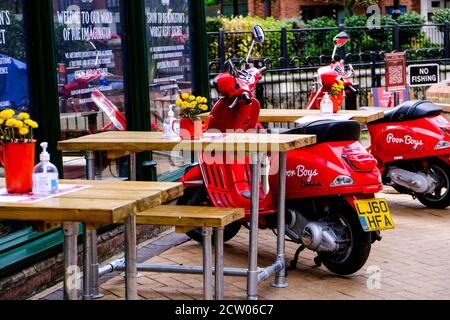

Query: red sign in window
[385,52,407,92]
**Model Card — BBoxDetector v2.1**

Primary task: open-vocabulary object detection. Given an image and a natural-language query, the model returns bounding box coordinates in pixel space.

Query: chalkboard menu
[0,0,29,113]
[52,0,126,136]
[145,0,192,111]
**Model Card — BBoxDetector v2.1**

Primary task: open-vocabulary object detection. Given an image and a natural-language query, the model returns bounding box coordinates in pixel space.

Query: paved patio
[34,189,450,300]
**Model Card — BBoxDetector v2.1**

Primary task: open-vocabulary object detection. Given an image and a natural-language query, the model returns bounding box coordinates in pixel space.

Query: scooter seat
[371,100,442,124]
[280,119,361,144]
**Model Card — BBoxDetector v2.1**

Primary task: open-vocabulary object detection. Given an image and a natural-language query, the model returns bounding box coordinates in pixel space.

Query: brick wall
[0,225,169,300]
[248,0,419,19]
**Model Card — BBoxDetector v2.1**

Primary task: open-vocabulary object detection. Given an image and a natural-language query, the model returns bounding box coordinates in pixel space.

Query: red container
[0,141,35,193]
[179,117,203,140]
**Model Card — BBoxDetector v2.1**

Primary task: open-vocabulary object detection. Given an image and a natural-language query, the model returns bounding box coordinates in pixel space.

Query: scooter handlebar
[259,66,267,74]
[241,92,252,104]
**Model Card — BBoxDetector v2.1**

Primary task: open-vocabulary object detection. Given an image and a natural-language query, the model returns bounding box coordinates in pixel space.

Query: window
[431,1,441,8]
[385,6,407,16]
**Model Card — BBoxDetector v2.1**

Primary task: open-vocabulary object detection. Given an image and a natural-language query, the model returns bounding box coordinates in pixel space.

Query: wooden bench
[136,205,244,300]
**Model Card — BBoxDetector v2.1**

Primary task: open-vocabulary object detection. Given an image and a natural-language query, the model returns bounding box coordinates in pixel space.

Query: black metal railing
[208,23,450,112]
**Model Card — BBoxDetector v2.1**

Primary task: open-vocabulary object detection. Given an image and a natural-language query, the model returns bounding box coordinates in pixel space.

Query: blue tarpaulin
[0,54,29,111]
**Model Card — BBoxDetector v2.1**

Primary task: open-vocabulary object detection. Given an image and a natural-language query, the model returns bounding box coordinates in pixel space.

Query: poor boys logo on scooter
[386,133,424,149]
[286,165,321,187]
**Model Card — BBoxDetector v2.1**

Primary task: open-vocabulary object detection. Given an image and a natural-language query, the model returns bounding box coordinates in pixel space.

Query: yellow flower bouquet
[175,93,209,122]
[175,93,209,140]
[330,80,345,97]
[0,109,38,143]
[0,109,39,193]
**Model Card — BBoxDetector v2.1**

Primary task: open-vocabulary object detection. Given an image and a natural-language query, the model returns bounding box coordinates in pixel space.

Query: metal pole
[130,153,137,181]
[85,151,95,180]
[215,227,224,300]
[272,152,288,288]
[247,152,261,300]
[90,230,103,299]
[82,224,92,300]
[63,223,79,300]
[202,227,213,300]
[124,214,138,300]
[85,150,101,299]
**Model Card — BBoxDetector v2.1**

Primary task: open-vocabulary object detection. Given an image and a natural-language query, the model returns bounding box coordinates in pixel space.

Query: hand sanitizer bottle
[320,92,333,115]
[32,142,59,195]
[163,104,179,139]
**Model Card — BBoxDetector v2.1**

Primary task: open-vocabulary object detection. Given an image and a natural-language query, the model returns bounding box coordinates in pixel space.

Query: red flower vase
[330,92,345,113]
[179,117,203,140]
[0,141,36,193]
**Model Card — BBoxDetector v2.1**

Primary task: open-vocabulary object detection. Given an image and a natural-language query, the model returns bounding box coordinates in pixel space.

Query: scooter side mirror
[333,31,349,48]
[252,25,265,43]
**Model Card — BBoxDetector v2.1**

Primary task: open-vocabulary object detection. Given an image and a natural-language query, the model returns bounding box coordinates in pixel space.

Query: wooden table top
[199,109,384,124]
[58,131,316,153]
[137,205,245,228]
[0,179,183,227]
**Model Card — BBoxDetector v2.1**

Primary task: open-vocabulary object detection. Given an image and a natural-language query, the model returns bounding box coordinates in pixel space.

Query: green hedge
[206,13,438,62]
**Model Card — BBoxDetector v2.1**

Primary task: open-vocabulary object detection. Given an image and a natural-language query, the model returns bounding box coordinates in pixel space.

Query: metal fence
[207,23,450,112]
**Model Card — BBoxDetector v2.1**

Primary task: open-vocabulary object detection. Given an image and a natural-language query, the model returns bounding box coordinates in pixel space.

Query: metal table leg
[84,150,100,299]
[130,153,137,181]
[82,224,92,300]
[247,152,261,300]
[215,227,224,300]
[202,227,213,300]
[91,231,103,298]
[63,222,79,300]
[124,214,138,300]
[272,151,288,288]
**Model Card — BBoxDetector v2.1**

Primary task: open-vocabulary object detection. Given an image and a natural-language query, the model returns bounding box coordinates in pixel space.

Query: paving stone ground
[35,190,450,300]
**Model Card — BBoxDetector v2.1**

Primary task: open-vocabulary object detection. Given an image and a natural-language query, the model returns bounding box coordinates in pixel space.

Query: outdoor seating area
[1,1,450,315]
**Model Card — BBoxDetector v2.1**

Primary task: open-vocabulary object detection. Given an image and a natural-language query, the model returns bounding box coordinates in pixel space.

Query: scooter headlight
[435,141,450,150]
[330,175,354,186]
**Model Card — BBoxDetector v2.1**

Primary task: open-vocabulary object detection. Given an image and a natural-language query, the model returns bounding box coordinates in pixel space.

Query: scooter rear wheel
[176,187,242,243]
[317,204,371,276]
[417,160,450,209]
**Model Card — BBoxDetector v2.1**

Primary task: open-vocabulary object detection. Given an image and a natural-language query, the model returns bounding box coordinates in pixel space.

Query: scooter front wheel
[176,187,242,243]
[417,160,450,209]
[317,205,371,276]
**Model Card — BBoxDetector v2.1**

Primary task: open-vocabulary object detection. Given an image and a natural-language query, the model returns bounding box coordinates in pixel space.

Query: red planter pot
[0,141,35,193]
[179,117,203,140]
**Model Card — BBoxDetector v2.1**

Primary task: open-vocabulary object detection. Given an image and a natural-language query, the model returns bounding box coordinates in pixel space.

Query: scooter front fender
[179,164,204,187]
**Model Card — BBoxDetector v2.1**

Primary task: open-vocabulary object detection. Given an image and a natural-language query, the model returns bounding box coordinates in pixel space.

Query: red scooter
[178,26,393,275]
[367,101,450,208]
[306,32,357,112]
[312,33,450,209]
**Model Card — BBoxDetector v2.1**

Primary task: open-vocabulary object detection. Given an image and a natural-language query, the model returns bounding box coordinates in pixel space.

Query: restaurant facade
[0,0,209,299]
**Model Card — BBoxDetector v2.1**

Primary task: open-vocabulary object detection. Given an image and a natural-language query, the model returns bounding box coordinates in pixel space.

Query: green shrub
[208,16,296,62]
[432,8,450,24]
[432,8,450,32]
[205,17,223,33]
[303,16,338,57]
[397,12,425,47]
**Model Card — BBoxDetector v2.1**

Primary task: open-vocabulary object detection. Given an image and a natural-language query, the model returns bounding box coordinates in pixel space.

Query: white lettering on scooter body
[386,133,423,148]
[286,165,319,182]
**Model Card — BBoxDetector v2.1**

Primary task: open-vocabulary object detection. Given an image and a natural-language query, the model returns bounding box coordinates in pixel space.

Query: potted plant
[0,109,39,193]
[175,93,209,140]
[329,80,346,113]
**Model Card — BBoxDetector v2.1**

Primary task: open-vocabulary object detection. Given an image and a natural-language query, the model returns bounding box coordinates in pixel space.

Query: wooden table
[0,179,182,300]
[199,109,384,124]
[58,131,316,300]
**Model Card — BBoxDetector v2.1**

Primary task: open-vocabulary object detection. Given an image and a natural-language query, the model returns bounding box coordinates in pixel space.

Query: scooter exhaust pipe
[388,168,436,194]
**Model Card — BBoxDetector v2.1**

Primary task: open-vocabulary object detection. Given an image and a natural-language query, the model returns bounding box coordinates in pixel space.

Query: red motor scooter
[306,32,357,112]
[313,33,450,209]
[366,101,450,208]
[178,26,393,275]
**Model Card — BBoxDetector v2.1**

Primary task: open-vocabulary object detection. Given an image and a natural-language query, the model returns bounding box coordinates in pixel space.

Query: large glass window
[145,0,192,177]
[52,0,126,179]
[0,0,28,113]
[0,0,30,239]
